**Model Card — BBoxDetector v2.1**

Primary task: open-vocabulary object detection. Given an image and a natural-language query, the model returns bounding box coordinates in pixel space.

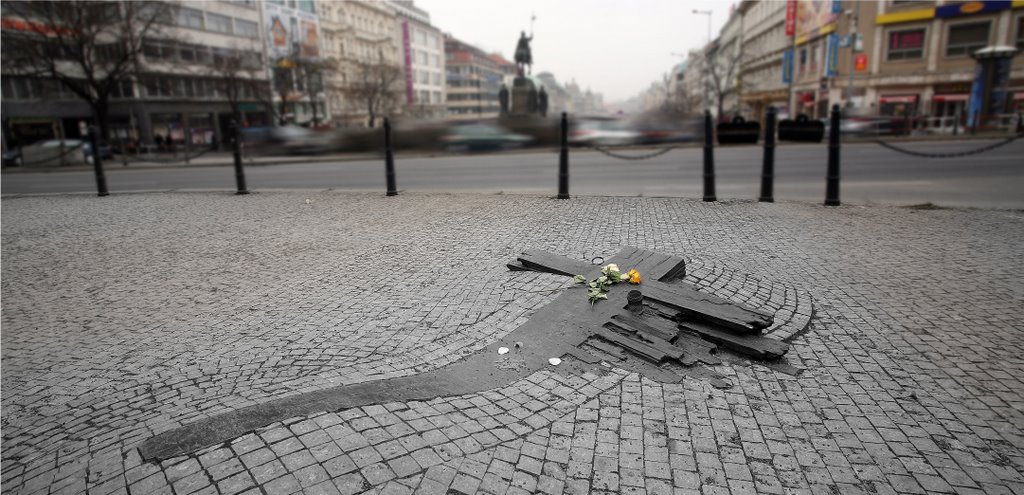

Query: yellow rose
[627,269,641,284]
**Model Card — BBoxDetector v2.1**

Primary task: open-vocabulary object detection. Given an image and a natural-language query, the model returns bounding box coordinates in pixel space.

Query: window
[432,73,441,85]
[207,13,233,34]
[1018,17,1024,50]
[235,19,259,39]
[297,0,315,14]
[888,28,925,60]
[177,7,204,29]
[946,21,989,57]
[798,49,807,73]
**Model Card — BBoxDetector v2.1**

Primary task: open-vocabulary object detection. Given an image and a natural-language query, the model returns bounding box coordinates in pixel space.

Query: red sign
[785,0,797,37]
[854,53,867,72]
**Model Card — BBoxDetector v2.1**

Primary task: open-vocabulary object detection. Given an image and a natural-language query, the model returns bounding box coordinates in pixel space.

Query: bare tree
[269,47,330,126]
[340,58,403,128]
[207,45,272,126]
[2,1,174,140]
[706,43,745,120]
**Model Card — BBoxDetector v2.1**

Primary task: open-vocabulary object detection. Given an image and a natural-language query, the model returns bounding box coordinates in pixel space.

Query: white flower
[602,263,620,274]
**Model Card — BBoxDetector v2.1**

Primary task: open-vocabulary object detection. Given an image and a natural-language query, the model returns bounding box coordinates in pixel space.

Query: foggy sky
[415,0,736,104]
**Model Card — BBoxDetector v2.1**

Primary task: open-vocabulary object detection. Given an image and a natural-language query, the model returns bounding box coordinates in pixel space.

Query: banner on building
[796,0,839,40]
[402,21,414,105]
[782,49,794,83]
[785,0,797,36]
[264,2,320,60]
[824,33,839,77]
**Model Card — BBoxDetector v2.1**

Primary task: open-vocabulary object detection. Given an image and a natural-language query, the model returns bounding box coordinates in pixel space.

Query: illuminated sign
[935,0,1010,18]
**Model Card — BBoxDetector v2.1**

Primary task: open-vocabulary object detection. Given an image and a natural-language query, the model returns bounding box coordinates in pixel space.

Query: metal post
[953,107,960,136]
[759,107,777,203]
[384,117,397,196]
[230,121,249,194]
[825,105,841,206]
[88,125,109,197]
[702,110,716,202]
[1016,112,1022,134]
[558,112,569,199]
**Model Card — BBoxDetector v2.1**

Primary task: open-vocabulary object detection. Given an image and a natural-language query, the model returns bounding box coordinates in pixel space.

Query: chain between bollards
[702,110,716,202]
[384,118,397,196]
[825,104,841,206]
[88,125,109,197]
[557,111,569,199]
[230,120,249,195]
[759,107,777,203]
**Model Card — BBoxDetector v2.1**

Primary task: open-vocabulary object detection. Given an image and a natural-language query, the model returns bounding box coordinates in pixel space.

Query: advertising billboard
[264,2,320,60]
[795,0,839,40]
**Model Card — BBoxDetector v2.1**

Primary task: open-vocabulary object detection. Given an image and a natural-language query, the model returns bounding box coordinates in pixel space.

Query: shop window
[888,28,925,60]
[946,21,989,57]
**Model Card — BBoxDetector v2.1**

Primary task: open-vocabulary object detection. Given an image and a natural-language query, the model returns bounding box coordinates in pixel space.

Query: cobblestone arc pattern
[2,192,1023,495]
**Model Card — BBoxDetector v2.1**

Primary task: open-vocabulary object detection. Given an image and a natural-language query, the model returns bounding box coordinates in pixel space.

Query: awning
[933,94,969,102]
[880,95,918,104]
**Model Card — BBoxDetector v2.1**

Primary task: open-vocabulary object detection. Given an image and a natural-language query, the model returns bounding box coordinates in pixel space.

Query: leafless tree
[706,43,745,121]
[340,58,403,128]
[269,47,330,127]
[2,1,174,140]
[206,45,273,127]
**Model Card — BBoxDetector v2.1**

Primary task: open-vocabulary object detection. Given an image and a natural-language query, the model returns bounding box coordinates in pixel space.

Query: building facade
[737,0,790,120]
[318,0,400,127]
[444,35,502,121]
[2,0,271,149]
[392,1,446,120]
[264,0,326,126]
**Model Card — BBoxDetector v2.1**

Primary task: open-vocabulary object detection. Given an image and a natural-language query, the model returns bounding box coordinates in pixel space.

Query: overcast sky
[415,0,736,104]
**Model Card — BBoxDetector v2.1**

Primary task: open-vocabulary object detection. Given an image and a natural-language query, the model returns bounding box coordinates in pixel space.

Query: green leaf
[573,274,586,284]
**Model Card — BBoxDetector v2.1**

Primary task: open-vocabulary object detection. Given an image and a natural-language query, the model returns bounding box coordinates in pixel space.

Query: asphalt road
[3,139,1023,208]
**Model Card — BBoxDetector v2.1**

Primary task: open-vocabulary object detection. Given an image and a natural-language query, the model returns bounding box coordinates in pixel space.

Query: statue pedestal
[510,76,538,117]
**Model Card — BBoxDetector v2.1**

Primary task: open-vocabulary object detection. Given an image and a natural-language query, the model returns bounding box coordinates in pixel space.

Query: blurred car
[2,139,111,166]
[835,116,916,137]
[633,121,697,144]
[569,119,640,146]
[271,126,337,155]
[441,124,532,152]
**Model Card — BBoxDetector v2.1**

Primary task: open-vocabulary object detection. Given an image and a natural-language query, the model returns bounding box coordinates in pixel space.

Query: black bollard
[557,112,569,199]
[384,118,397,196]
[1016,113,1023,134]
[702,110,716,202]
[230,121,249,195]
[88,125,109,197]
[824,105,841,206]
[759,107,777,203]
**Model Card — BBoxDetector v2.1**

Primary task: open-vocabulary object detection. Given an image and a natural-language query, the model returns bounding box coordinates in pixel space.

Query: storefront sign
[880,95,917,104]
[935,1,1010,18]
[854,53,868,72]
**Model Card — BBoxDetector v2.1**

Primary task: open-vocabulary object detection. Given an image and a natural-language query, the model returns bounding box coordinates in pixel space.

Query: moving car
[569,119,640,147]
[441,124,532,152]
[2,139,112,167]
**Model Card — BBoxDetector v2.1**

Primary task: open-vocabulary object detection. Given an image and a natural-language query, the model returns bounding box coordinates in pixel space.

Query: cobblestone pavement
[2,191,1023,495]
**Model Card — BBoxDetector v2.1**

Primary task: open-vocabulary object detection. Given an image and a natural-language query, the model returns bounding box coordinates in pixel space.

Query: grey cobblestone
[3,192,1024,494]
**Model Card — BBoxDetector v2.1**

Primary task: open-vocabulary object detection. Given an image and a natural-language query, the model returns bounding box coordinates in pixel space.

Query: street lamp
[693,9,712,111]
